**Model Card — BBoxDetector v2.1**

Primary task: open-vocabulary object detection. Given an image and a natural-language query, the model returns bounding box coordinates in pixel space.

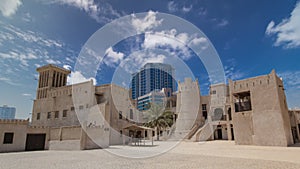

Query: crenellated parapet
[0,119,29,125]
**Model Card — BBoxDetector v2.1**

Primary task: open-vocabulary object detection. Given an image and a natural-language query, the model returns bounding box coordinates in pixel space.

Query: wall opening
[25,134,46,151]
[3,132,14,144]
[233,91,252,112]
[228,108,232,120]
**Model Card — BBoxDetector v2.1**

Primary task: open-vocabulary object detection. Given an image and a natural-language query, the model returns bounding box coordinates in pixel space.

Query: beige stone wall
[229,70,293,146]
[0,120,28,153]
[32,85,78,127]
[27,126,50,150]
[173,78,200,139]
[94,84,143,145]
[289,110,300,143]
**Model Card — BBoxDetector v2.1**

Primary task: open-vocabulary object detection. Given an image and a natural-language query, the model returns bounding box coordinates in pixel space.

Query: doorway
[215,125,222,140]
[230,124,234,140]
[25,134,46,151]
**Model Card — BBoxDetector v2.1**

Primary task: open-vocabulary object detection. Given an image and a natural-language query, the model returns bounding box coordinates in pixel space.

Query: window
[54,111,59,118]
[211,90,216,94]
[63,110,67,117]
[47,112,51,119]
[79,105,84,110]
[71,106,75,111]
[120,130,123,137]
[202,104,207,111]
[37,113,41,120]
[234,91,252,112]
[3,133,14,144]
[119,111,122,119]
[130,109,133,120]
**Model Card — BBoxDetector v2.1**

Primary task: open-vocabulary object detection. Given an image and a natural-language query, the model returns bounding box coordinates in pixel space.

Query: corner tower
[36,64,71,99]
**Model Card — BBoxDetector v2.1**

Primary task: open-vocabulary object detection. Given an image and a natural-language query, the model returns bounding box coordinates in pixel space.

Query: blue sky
[0,0,299,119]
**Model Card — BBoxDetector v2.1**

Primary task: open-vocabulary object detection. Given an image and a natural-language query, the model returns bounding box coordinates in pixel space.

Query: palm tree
[143,103,174,140]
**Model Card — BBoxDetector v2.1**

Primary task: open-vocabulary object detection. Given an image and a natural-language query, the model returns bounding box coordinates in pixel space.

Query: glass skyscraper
[0,105,16,119]
[131,63,176,100]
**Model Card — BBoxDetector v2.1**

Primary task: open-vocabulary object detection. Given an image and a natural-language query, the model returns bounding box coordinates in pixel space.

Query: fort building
[0,65,298,153]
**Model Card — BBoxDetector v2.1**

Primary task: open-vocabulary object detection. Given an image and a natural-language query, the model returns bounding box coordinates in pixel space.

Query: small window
[54,111,59,118]
[119,111,122,119]
[211,90,216,94]
[120,130,123,137]
[37,113,41,120]
[63,110,67,117]
[79,105,84,110]
[202,104,207,111]
[71,107,75,111]
[3,133,14,144]
[47,112,51,119]
[130,109,133,120]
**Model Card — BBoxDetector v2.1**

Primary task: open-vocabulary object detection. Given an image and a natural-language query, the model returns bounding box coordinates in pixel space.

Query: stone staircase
[190,122,213,142]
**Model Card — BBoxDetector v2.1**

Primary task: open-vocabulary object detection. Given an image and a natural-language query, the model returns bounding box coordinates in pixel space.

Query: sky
[0,0,299,119]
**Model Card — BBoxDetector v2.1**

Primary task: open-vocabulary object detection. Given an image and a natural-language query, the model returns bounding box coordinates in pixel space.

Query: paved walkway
[1,141,300,169]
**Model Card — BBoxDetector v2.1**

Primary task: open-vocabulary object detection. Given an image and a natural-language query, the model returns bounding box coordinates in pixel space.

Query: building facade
[1,64,299,153]
[228,70,293,146]
[131,63,176,99]
[137,88,171,111]
[289,110,300,143]
[31,64,148,147]
[0,105,16,119]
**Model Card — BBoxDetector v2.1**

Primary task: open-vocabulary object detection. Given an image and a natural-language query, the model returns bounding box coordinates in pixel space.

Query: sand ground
[1,141,300,169]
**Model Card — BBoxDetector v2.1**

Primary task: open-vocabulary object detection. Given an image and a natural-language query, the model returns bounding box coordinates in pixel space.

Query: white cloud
[2,22,63,48]
[278,71,300,108]
[167,1,193,13]
[22,93,32,97]
[266,2,300,48]
[104,47,124,67]
[0,77,19,86]
[22,12,32,22]
[131,10,163,33]
[278,71,300,87]
[189,37,208,48]
[182,5,193,13]
[224,58,246,81]
[120,52,166,74]
[51,0,121,23]
[46,59,61,65]
[143,29,208,60]
[67,71,97,85]
[198,7,207,16]
[217,19,229,27]
[0,21,74,77]
[167,1,177,12]
[63,64,72,70]
[0,0,22,17]
[0,50,38,66]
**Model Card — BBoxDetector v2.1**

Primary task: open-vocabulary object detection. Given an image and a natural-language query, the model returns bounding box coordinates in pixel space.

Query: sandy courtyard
[1,141,300,169]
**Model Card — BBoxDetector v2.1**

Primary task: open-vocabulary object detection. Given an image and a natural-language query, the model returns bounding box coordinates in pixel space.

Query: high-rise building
[131,63,176,100]
[0,105,16,119]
